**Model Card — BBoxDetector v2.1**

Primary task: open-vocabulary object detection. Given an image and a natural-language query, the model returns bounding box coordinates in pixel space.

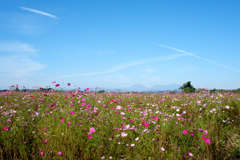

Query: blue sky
[1,0,240,90]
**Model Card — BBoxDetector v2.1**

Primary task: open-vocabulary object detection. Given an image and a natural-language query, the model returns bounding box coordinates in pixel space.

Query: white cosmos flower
[120,112,125,115]
[116,106,122,110]
[121,132,127,137]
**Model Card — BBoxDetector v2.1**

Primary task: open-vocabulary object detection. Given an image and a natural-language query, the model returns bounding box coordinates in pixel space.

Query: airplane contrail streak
[156,43,240,72]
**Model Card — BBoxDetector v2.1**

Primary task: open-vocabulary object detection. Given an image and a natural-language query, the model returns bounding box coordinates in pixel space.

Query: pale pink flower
[121,132,127,137]
[116,106,122,110]
[120,112,125,115]
[90,127,96,133]
[203,130,208,135]
[102,156,105,159]
[188,152,193,156]
[161,147,165,151]
[130,144,135,147]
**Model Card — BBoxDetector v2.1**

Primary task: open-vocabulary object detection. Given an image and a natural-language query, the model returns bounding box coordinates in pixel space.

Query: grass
[0,87,240,160]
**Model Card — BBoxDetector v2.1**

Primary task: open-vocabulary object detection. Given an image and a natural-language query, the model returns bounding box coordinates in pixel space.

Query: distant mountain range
[104,84,182,92]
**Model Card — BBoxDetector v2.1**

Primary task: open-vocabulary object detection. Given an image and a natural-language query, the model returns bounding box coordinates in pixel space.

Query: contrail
[19,7,58,19]
[156,43,240,72]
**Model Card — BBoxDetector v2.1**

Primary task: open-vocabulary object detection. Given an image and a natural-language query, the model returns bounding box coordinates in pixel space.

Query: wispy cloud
[55,53,186,79]
[0,42,46,78]
[156,43,240,72]
[0,55,47,78]
[19,7,58,19]
[0,42,36,53]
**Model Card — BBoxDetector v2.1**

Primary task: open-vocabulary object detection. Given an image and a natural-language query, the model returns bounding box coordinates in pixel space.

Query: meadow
[0,85,240,160]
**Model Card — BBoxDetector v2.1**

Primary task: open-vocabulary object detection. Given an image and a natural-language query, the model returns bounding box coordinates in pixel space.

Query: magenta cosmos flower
[3,126,8,130]
[55,84,60,87]
[143,123,149,127]
[183,130,188,134]
[67,83,70,86]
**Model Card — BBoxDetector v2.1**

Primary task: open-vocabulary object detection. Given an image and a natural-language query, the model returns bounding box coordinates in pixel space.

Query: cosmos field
[0,84,240,160]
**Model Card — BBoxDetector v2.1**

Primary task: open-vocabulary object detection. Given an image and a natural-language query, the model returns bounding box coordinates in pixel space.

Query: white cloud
[156,43,240,72]
[55,53,186,79]
[0,42,46,79]
[0,42,36,53]
[0,55,46,78]
[19,7,58,19]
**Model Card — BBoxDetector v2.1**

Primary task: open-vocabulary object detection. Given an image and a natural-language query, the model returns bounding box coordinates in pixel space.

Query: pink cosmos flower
[81,103,85,106]
[57,152,61,155]
[3,126,8,130]
[190,132,194,137]
[89,136,92,139]
[90,127,96,133]
[161,147,165,151]
[52,81,56,84]
[67,122,71,125]
[183,130,188,134]
[188,152,193,156]
[41,152,44,155]
[116,106,121,110]
[204,138,210,143]
[55,84,60,87]
[121,132,128,137]
[44,139,47,143]
[143,123,149,127]
[67,83,70,86]
[203,130,208,135]
[86,88,89,90]
[152,116,159,120]
[60,118,64,123]
[71,112,74,115]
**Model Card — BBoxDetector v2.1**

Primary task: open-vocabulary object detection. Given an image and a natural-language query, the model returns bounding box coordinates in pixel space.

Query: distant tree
[210,88,218,93]
[179,81,196,93]
[98,90,105,93]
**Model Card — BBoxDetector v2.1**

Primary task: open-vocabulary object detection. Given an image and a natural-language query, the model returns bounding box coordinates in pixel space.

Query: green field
[0,89,239,159]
